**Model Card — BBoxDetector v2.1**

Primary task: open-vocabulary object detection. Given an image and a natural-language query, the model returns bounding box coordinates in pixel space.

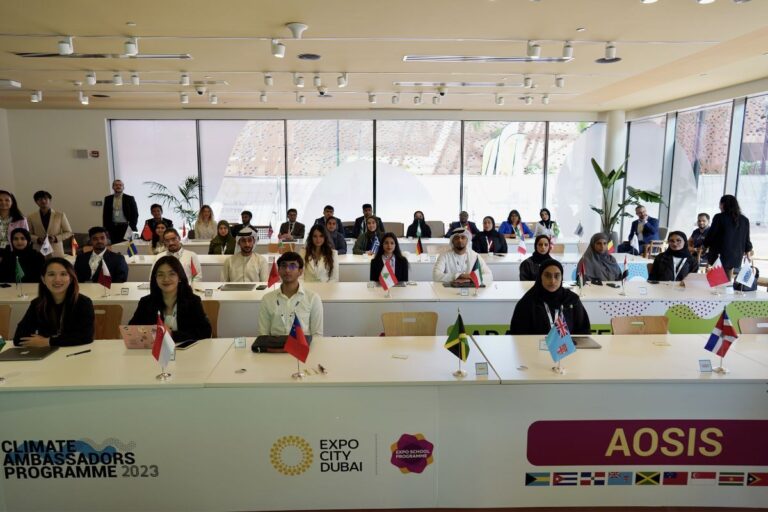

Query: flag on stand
[630,235,640,255]
[123,227,134,241]
[152,312,175,368]
[573,222,584,237]
[379,259,398,290]
[40,237,52,256]
[14,257,24,284]
[370,236,380,254]
[517,237,527,255]
[444,314,469,362]
[190,258,199,280]
[706,257,730,287]
[268,223,274,239]
[735,261,756,289]
[127,242,138,257]
[704,309,738,357]
[284,315,310,363]
[607,240,615,254]
[545,310,576,363]
[415,236,424,256]
[71,237,79,257]
[181,223,187,239]
[267,259,280,287]
[97,260,112,289]
[577,260,586,289]
[469,257,483,288]
[140,223,152,241]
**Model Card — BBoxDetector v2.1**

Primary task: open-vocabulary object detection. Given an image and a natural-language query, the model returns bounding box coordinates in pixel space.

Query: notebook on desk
[571,336,602,349]
[120,325,157,349]
[0,346,59,361]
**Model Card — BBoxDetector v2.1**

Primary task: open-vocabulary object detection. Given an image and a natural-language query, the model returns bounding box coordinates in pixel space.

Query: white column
[603,110,627,172]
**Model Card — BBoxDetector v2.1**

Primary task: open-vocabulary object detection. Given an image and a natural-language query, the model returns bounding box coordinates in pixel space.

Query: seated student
[278,208,306,241]
[509,259,590,335]
[499,209,534,239]
[304,225,339,283]
[519,235,552,281]
[578,233,623,282]
[353,203,385,239]
[533,208,559,238]
[406,210,432,238]
[155,228,203,283]
[314,205,343,231]
[193,205,217,240]
[74,226,129,284]
[129,255,211,342]
[208,220,236,255]
[472,216,508,254]
[353,216,385,255]
[230,210,255,238]
[370,232,409,283]
[446,211,480,238]
[257,252,323,336]
[689,212,710,262]
[220,229,270,282]
[0,189,29,251]
[433,227,493,285]
[27,190,73,257]
[144,204,174,235]
[649,231,699,282]
[0,228,45,283]
[325,217,348,255]
[14,257,94,347]
[151,222,169,255]
[620,205,660,254]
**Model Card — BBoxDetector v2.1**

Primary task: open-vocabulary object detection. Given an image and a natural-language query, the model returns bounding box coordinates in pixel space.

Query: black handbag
[733,265,759,292]
[251,335,313,353]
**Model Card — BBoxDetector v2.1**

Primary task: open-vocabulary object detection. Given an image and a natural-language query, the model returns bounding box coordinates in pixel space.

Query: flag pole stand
[619,279,627,296]
[452,359,467,378]
[16,283,27,299]
[473,288,478,296]
[156,367,172,381]
[291,360,305,379]
[385,289,391,298]
[713,357,729,374]
[102,286,110,298]
[551,359,566,375]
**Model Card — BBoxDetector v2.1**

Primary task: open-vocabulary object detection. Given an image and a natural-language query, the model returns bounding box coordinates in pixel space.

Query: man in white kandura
[220,229,271,282]
[432,227,493,286]
[154,228,203,283]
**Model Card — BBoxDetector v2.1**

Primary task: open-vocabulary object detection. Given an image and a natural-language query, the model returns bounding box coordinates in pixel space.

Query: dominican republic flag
[415,236,424,256]
[97,260,112,289]
[704,309,738,357]
[379,259,398,291]
[152,312,175,368]
[140,222,152,241]
[706,257,730,287]
[469,257,483,288]
[267,259,280,287]
[40,236,53,256]
[71,237,79,256]
[545,310,576,363]
[284,315,310,363]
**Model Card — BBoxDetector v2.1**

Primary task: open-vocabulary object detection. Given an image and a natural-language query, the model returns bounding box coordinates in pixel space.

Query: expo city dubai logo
[390,434,434,474]
[270,436,314,476]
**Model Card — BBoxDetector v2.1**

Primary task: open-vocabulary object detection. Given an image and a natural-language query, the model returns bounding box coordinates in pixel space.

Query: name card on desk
[475,362,489,376]
[699,359,713,373]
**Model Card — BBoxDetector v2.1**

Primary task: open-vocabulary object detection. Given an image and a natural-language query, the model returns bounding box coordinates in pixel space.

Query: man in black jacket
[102,180,138,244]
[74,226,129,283]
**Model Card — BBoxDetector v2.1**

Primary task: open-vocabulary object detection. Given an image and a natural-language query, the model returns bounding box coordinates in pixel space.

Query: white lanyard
[673,257,687,281]
[543,303,560,328]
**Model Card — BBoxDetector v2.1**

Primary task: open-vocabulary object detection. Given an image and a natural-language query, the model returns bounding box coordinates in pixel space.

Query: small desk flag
[127,242,138,257]
[445,314,469,362]
[469,257,483,288]
[545,310,576,363]
[40,237,52,256]
[267,260,280,287]
[285,315,310,363]
[123,227,134,241]
[415,236,424,256]
[517,238,527,255]
[71,237,79,257]
[97,260,112,289]
[706,257,730,287]
[14,257,24,284]
[379,259,398,291]
[704,309,738,357]
[152,313,175,368]
[371,236,380,254]
[140,223,152,241]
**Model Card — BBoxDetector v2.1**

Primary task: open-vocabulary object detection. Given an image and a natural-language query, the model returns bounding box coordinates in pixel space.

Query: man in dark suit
[314,205,343,233]
[353,203,384,238]
[278,208,306,241]
[626,205,660,254]
[102,180,138,244]
[74,226,129,283]
[445,211,479,238]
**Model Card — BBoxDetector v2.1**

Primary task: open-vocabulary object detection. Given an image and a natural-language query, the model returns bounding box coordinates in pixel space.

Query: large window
[623,116,666,238]
[737,94,768,266]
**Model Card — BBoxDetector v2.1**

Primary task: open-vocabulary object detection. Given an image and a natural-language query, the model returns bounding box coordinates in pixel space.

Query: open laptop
[120,325,157,349]
[0,346,59,361]
[572,336,602,349]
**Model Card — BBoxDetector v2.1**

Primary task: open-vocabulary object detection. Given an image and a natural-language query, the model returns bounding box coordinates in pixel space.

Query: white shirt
[303,250,339,283]
[432,248,493,285]
[154,248,202,283]
[88,249,106,279]
[533,223,555,238]
[258,283,323,336]
[220,252,270,282]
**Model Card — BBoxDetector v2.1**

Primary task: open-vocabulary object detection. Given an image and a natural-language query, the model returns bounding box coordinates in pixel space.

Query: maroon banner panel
[527,420,768,466]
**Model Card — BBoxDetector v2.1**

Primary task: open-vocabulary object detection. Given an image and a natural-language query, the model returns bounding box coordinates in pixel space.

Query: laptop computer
[219,283,256,291]
[120,325,157,349]
[572,336,602,349]
[0,346,59,361]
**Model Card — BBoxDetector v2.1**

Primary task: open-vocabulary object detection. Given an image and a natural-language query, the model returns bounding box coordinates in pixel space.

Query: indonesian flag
[97,260,112,289]
[267,259,280,287]
[71,237,79,256]
[140,222,152,241]
[415,236,424,256]
[284,315,310,363]
[706,257,730,287]
[704,309,738,357]
[379,259,398,290]
[469,257,483,288]
[190,258,200,279]
[517,238,527,255]
[40,236,52,256]
[152,312,175,368]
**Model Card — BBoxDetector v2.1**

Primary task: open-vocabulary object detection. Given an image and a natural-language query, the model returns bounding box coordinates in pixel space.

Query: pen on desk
[66,349,92,358]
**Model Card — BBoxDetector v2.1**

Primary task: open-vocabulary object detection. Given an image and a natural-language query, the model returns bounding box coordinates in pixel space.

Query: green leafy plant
[144,176,201,227]
[589,158,664,235]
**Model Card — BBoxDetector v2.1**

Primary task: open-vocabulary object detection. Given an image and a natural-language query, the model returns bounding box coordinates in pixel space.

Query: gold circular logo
[270,435,313,476]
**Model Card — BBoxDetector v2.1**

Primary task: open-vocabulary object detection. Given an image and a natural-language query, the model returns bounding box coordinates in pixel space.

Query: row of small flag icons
[525,471,768,487]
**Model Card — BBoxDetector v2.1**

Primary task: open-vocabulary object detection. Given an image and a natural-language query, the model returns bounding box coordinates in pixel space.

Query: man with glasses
[103,179,138,244]
[221,229,270,282]
[154,228,203,283]
[257,252,323,336]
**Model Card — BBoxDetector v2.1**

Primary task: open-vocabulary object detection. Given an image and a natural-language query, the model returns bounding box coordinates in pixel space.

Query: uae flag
[517,237,527,255]
[97,260,112,289]
[379,259,398,291]
[706,257,730,287]
[152,313,175,368]
[267,259,280,287]
[284,315,310,363]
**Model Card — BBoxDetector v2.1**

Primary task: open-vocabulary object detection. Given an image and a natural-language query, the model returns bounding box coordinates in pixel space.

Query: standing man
[221,229,271,282]
[74,226,129,283]
[278,208,306,241]
[154,228,203,283]
[433,227,493,286]
[353,203,384,238]
[27,190,73,257]
[103,179,138,244]
[231,210,254,238]
[625,205,660,255]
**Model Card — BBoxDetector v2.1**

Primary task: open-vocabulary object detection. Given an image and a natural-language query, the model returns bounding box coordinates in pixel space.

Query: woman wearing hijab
[649,231,698,282]
[0,227,45,283]
[509,259,591,335]
[406,211,432,238]
[472,216,507,254]
[353,216,385,255]
[533,208,559,238]
[519,235,552,281]
[208,220,236,255]
[578,233,623,282]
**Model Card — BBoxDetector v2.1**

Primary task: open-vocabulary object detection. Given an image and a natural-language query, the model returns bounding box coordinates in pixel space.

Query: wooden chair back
[0,304,10,339]
[643,240,665,258]
[202,300,220,338]
[738,317,768,334]
[611,315,669,335]
[426,220,445,238]
[381,312,438,336]
[384,222,404,237]
[93,305,123,340]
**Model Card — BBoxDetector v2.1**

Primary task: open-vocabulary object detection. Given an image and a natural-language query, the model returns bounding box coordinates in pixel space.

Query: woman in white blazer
[303,224,339,282]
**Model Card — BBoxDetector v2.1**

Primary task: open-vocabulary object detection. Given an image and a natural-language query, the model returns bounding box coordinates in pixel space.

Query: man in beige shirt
[27,190,73,257]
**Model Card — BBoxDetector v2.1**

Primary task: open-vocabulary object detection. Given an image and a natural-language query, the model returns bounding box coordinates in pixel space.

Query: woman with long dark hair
[0,190,28,251]
[704,194,752,275]
[13,257,94,346]
[370,232,409,282]
[0,228,45,283]
[472,216,508,254]
[129,255,212,342]
[498,209,534,239]
[519,235,552,281]
[406,210,432,238]
[151,222,169,255]
[304,224,339,282]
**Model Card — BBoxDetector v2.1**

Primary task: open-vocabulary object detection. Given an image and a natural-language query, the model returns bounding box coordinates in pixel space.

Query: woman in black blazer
[703,194,752,275]
[129,255,212,342]
[370,232,409,282]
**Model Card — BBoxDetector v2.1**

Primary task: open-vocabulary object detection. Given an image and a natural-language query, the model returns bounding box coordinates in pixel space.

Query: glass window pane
[623,116,666,239]
[376,120,461,228]
[463,121,546,228]
[286,120,373,228]
[199,120,285,227]
[111,120,199,229]
[737,94,768,269]
[669,102,732,233]
[545,122,606,237]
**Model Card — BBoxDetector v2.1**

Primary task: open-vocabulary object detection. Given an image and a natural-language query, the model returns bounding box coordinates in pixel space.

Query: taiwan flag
[284,315,310,363]
[704,309,738,357]
[97,260,112,289]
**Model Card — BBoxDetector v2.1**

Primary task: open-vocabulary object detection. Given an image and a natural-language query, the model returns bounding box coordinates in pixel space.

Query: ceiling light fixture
[264,74,273,86]
[112,73,123,86]
[130,73,140,86]
[260,92,268,103]
[286,22,308,39]
[495,94,504,106]
[527,41,541,59]
[414,94,422,105]
[391,94,399,105]
[596,41,621,63]
[294,74,304,87]
[58,36,73,56]
[337,73,348,88]
[432,95,440,105]
[733,0,751,3]
[78,91,89,105]
[271,39,286,58]
[562,41,574,59]
[296,93,306,104]
[542,94,550,105]
[523,76,533,88]
[640,0,658,3]
[124,37,139,56]
[180,74,190,86]
[30,91,42,103]
[555,75,565,88]
[368,93,377,105]
[524,96,533,105]
[86,72,97,86]
[696,0,716,4]
[313,75,322,87]
[180,93,189,104]
[209,94,218,105]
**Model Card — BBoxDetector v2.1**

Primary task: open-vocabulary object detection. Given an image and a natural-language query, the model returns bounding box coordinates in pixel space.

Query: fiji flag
[545,310,576,362]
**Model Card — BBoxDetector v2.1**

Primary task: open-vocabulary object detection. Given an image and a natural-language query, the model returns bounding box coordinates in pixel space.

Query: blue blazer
[628,217,660,247]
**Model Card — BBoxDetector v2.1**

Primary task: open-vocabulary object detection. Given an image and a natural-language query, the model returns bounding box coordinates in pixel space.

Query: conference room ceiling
[0,0,767,111]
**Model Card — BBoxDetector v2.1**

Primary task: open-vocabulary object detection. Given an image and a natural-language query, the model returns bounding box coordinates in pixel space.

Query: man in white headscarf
[432,227,493,285]
[220,229,271,282]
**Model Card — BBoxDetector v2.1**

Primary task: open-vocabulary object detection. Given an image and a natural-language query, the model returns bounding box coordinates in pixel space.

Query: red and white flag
[379,259,398,291]
[140,223,152,241]
[97,260,112,289]
[284,316,310,363]
[517,238,527,255]
[71,237,79,257]
[706,257,730,287]
[267,259,280,287]
[190,258,200,280]
[152,313,175,368]
[181,223,187,239]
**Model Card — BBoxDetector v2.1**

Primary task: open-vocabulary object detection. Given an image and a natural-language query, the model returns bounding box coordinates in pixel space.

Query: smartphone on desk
[175,339,199,350]
[647,280,660,284]
[606,283,620,289]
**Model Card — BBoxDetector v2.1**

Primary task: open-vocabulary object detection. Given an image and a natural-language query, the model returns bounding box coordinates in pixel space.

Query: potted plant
[589,158,664,245]
[144,176,201,231]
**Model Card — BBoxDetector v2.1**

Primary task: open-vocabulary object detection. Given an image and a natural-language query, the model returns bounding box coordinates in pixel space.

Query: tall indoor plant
[144,175,201,229]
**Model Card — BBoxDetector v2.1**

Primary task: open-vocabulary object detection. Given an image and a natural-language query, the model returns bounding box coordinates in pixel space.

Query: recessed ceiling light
[180,93,189,104]
[58,36,73,56]
[298,53,321,61]
[697,0,716,4]
[576,27,586,32]
[495,95,504,106]
[337,73,348,88]
[86,72,97,86]
[124,37,139,56]
[640,0,658,3]
[112,73,123,86]
[733,0,751,3]
[30,91,42,103]
[391,94,399,105]
[130,73,140,86]
[126,21,137,26]
[260,92,268,103]
[555,76,565,88]
[264,74,273,86]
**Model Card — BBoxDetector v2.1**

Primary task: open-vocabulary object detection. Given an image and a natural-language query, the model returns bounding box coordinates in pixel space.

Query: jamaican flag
[445,314,469,362]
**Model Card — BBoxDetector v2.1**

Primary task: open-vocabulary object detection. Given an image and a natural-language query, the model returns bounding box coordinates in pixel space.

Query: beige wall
[0,109,14,193]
